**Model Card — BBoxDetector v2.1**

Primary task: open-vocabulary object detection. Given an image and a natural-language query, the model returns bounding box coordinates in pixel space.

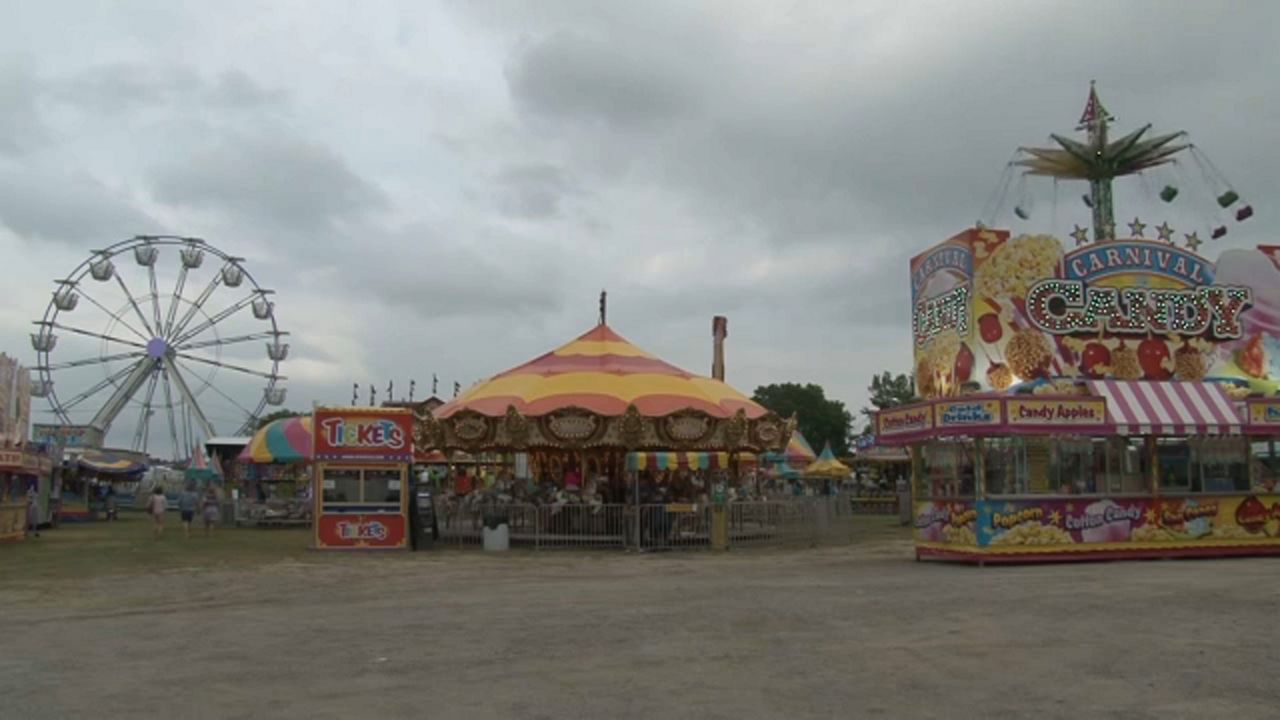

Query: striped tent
[238,416,312,464]
[435,324,769,420]
[764,431,817,468]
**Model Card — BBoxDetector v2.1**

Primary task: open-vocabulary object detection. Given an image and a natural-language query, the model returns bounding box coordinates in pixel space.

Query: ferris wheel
[30,236,288,459]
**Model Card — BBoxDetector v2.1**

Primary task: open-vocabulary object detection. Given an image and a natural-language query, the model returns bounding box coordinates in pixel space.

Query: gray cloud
[49,63,286,114]
[0,167,160,245]
[150,133,387,230]
[491,162,575,219]
[0,63,46,156]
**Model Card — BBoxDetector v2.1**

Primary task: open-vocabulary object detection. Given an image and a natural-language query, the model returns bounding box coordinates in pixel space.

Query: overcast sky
[2,1,1278,456]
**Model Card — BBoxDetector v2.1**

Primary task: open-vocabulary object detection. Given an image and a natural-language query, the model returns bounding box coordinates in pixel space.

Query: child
[201,487,220,537]
[178,482,200,539]
[146,486,167,538]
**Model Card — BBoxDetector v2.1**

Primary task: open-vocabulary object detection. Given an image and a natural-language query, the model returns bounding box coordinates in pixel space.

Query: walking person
[178,482,200,540]
[145,486,167,539]
[201,486,220,537]
[25,486,40,538]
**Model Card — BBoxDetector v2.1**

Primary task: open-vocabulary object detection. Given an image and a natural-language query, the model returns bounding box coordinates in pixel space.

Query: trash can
[482,509,510,552]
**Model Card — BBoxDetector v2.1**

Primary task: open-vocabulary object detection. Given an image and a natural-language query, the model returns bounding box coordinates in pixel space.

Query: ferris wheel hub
[146,337,169,359]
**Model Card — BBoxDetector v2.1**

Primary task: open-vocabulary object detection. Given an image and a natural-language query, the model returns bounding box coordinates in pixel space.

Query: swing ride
[988,81,1254,248]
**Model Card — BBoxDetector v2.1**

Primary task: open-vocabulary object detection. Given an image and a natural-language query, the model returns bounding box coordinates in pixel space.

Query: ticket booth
[312,406,413,550]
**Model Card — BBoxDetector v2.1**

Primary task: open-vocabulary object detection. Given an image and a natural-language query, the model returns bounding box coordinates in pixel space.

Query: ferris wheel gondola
[31,236,288,460]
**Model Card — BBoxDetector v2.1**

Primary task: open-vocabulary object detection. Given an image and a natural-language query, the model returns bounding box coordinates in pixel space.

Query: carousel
[412,306,795,547]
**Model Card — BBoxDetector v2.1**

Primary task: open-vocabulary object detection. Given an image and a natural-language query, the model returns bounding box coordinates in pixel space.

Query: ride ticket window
[363,468,403,504]
[322,468,361,503]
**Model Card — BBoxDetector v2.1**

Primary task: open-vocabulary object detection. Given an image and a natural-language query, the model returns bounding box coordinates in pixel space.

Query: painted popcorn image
[911,228,1280,396]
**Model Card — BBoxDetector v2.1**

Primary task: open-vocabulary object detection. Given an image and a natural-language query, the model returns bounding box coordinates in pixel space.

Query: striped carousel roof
[435,324,769,420]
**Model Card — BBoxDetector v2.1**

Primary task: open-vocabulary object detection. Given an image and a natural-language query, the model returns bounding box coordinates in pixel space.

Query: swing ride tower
[1016,82,1189,242]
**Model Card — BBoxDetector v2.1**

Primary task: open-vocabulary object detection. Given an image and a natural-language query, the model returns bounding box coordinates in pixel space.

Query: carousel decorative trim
[658,409,713,447]
[541,407,604,446]
[415,405,796,455]
[619,404,645,449]
[504,405,530,449]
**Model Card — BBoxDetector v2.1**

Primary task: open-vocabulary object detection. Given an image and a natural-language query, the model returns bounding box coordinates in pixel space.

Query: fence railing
[433,497,861,551]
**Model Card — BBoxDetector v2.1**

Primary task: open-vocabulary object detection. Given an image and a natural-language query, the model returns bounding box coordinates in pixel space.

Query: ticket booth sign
[313,408,413,461]
[316,513,407,548]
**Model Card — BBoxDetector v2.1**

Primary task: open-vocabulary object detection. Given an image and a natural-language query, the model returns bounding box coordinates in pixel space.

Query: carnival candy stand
[313,406,414,550]
[891,85,1279,563]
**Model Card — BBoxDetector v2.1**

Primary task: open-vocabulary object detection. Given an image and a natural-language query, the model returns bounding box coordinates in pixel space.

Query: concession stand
[889,222,1280,563]
[313,406,414,550]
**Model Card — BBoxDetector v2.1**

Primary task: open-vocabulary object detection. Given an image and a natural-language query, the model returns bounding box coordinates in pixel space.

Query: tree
[752,383,854,456]
[859,371,917,434]
[255,408,304,430]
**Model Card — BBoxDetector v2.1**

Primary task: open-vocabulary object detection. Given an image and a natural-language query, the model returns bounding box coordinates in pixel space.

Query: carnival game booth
[64,449,148,521]
[237,415,313,527]
[0,446,54,540]
[313,406,414,550]
[419,320,794,549]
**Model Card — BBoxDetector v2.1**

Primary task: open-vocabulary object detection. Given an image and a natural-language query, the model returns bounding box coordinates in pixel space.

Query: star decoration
[1048,510,1063,526]
[1070,224,1090,246]
[1155,221,1175,243]
[1184,232,1202,251]
[1128,217,1147,237]
[1144,509,1158,525]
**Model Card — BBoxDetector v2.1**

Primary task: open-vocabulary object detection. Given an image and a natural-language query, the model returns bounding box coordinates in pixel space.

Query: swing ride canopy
[421,324,793,454]
[238,415,312,464]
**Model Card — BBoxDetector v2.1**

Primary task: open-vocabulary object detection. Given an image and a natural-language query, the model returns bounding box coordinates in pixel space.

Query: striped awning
[626,452,757,472]
[1084,380,1243,435]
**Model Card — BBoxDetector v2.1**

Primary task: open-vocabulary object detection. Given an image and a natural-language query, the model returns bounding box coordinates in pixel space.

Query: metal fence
[433,497,858,551]
[849,496,900,515]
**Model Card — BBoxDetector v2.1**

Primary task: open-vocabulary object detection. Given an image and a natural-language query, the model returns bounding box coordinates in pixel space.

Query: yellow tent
[804,444,851,478]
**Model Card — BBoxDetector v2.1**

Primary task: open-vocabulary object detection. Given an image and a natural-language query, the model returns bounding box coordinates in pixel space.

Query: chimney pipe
[711,316,727,381]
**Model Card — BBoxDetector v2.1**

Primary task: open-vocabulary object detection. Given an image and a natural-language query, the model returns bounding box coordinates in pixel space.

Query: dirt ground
[3,519,1278,720]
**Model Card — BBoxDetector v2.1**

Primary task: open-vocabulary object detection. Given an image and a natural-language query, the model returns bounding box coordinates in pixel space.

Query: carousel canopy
[238,416,312,464]
[805,444,852,478]
[435,324,769,420]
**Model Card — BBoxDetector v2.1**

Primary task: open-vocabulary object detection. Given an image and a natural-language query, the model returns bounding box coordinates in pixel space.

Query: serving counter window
[914,441,975,499]
[981,438,1024,495]
[1053,438,1100,494]
[1253,440,1279,492]
[1192,437,1249,493]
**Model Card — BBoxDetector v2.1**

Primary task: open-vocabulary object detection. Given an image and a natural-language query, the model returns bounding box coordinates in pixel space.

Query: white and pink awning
[1084,380,1242,435]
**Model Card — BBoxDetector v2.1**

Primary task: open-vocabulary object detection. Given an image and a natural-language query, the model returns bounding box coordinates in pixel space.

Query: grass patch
[4,513,313,583]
